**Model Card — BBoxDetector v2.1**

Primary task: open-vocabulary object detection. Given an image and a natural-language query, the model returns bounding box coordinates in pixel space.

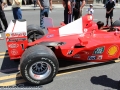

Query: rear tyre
[112,20,120,27]
[27,24,45,42]
[20,45,59,85]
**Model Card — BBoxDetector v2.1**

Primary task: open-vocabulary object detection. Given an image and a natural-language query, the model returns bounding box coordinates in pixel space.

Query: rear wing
[5,19,28,60]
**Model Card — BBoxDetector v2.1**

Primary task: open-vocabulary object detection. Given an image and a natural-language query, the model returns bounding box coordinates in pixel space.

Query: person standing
[37,0,52,29]
[33,0,37,7]
[0,0,8,32]
[9,0,22,20]
[87,4,94,15]
[24,0,26,5]
[72,0,85,20]
[63,0,73,24]
[105,0,115,27]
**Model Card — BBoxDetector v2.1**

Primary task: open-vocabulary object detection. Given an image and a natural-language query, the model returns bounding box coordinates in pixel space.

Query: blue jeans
[40,8,49,29]
[12,7,22,20]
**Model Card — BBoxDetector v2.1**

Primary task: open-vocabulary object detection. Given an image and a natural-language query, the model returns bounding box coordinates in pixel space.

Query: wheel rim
[28,31,43,42]
[29,61,52,80]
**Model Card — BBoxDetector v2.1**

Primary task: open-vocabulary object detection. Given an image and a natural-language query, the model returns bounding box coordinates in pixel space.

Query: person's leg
[68,14,71,23]
[64,9,68,24]
[44,8,49,17]
[34,1,36,7]
[74,9,79,20]
[64,9,66,23]
[106,13,109,26]
[106,18,109,26]
[79,9,82,18]
[17,8,22,19]
[72,8,75,21]
[35,1,37,7]
[40,9,45,29]
[24,0,26,5]
[0,21,3,33]
[12,8,17,19]
[42,8,49,29]
[0,10,8,30]
[0,11,4,32]
[110,12,113,26]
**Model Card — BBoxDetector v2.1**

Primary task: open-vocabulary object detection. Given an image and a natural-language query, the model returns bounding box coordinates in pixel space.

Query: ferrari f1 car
[5,14,120,85]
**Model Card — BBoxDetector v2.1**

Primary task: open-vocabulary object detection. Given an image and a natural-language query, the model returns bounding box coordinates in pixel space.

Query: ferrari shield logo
[93,47,104,54]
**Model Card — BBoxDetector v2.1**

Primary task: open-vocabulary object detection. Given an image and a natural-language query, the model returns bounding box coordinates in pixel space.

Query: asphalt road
[0,9,120,90]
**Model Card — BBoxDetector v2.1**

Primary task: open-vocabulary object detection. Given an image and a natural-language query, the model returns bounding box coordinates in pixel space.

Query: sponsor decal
[8,43,19,48]
[108,45,118,56]
[46,34,54,38]
[93,47,104,54]
[73,54,80,58]
[6,32,26,37]
[67,50,73,55]
[88,56,96,60]
[6,33,10,37]
[7,38,27,42]
[11,49,18,55]
[97,55,103,60]
[34,74,40,78]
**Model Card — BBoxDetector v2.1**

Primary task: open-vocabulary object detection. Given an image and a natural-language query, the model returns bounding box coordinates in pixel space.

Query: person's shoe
[3,29,6,32]
[105,25,109,27]
[0,30,4,33]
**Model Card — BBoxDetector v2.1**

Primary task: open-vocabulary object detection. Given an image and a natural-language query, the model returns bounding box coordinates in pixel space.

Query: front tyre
[20,45,59,85]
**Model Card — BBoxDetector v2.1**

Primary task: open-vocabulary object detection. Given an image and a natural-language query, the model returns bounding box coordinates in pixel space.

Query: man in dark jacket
[105,0,115,27]
[63,0,73,24]
[0,0,8,33]
[72,0,85,20]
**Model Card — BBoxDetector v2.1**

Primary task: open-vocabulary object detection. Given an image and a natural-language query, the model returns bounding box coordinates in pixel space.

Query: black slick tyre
[27,24,45,42]
[20,45,59,85]
[112,20,120,27]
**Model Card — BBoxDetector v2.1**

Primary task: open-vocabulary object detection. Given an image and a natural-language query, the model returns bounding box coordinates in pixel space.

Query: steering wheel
[107,27,120,32]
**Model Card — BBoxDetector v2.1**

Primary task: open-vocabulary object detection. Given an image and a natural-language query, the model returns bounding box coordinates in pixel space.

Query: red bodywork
[5,14,120,62]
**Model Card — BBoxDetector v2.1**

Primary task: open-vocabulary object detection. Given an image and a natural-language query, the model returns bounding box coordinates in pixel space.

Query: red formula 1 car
[5,14,120,85]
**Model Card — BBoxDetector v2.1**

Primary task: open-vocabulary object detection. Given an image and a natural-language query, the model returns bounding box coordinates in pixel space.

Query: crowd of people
[0,0,116,39]
[62,0,115,27]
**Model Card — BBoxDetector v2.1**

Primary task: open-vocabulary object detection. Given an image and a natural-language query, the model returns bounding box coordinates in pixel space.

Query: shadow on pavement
[0,50,118,86]
[91,75,120,90]
[0,50,19,74]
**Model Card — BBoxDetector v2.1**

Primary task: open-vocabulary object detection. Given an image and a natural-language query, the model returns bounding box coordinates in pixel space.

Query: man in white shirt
[87,4,94,15]
[9,0,22,19]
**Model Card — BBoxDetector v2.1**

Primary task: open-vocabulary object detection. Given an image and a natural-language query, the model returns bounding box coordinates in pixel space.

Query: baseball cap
[90,4,93,6]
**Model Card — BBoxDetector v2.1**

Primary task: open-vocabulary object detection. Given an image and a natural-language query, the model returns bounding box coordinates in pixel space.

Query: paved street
[0,9,120,90]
